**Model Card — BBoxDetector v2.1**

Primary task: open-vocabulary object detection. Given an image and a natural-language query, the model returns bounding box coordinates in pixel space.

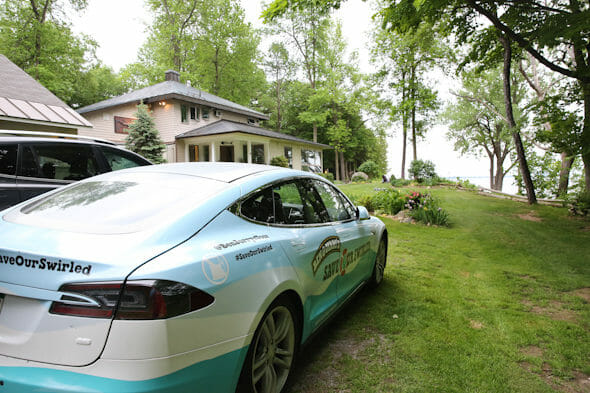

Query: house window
[114,116,135,134]
[284,146,293,168]
[242,144,247,163]
[252,144,265,164]
[202,108,209,119]
[301,149,321,173]
[190,107,197,120]
[247,118,256,125]
[181,104,188,123]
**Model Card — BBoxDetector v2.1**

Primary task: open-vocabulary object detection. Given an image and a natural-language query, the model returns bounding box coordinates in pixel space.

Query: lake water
[448,175,520,195]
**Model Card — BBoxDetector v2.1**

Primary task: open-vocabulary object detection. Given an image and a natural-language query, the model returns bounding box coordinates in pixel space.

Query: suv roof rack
[0,130,117,146]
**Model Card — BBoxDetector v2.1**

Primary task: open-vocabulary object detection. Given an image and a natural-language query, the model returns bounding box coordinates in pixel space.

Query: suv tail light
[50,280,214,320]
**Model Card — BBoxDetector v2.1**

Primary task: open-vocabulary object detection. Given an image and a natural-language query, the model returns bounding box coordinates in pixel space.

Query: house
[0,54,92,133]
[77,70,330,170]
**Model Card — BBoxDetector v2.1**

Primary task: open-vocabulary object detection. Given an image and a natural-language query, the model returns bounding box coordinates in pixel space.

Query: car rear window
[3,172,228,234]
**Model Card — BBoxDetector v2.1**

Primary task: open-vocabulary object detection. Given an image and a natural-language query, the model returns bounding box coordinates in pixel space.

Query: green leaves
[125,104,166,164]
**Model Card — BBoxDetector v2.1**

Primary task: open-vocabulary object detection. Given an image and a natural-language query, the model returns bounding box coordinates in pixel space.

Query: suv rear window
[19,144,98,181]
[99,146,149,171]
[0,145,17,176]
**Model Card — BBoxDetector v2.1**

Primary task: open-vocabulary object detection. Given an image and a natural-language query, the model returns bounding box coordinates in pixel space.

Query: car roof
[100,162,292,183]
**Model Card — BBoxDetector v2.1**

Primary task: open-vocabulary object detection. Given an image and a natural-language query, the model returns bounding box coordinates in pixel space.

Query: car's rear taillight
[50,280,214,320]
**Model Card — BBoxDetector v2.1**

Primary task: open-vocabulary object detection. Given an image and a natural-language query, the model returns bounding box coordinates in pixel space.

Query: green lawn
[286,183,590,393]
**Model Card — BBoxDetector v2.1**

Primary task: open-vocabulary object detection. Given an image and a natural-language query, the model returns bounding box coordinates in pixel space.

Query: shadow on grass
[283,277,402,393]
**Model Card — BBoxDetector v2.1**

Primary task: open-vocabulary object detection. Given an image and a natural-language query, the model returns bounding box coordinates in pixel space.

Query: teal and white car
[0,163,387,393]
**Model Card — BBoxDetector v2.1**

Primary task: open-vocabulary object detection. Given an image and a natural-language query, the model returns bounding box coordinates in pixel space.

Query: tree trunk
[276,79,282,132]
[582,81,590,191]
[313,122,317,143]
[499,34,537,203]
[400,73,408,179]
[411,66,417,162]
[558,152,575,196]
[494,158,505,191]
[334,149,340,182]
[339,151,347,182]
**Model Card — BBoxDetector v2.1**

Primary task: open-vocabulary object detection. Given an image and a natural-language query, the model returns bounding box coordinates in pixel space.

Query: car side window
[294,179,330,224]
[19,144,98,181]
[99,146,149,171]
[0,144,17,176]
[312,180,354,222]
[237,179,330,225]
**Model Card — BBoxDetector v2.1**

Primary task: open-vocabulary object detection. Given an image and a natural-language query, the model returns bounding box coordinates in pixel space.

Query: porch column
[210,142,216,162]
[184,143,189,163]
[266,142,271,164]
[247,141,252,164]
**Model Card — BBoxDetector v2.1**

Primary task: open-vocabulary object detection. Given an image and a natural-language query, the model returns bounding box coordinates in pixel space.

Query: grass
[285,183,590,393]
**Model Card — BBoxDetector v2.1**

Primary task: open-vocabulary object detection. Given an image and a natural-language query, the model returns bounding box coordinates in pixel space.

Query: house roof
[0,55,92,128]
[175,119,332,149]
[77,80,269,120]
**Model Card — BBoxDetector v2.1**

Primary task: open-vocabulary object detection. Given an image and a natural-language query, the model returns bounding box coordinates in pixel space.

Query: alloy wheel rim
[252,306,295,393]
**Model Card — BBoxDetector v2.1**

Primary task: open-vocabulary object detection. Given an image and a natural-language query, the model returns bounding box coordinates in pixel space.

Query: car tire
[368,236,387,288]
[237,297,298,393]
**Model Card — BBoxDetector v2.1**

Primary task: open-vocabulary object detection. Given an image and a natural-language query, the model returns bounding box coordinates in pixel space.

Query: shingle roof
[175,119,332,149]
[0,55,92,128]
[77,80,269,120]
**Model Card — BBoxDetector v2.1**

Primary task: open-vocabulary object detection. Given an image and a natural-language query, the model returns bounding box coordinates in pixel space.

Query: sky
[70,0,513,189]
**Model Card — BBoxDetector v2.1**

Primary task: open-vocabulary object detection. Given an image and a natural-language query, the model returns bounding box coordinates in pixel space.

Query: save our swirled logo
[311,236,341,276]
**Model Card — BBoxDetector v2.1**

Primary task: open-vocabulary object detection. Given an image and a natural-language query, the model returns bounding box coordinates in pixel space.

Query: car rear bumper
[0,346,248,393]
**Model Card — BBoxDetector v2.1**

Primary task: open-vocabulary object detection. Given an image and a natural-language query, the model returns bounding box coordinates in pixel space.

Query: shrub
[405,191,449,226]
[319,172,335,182]
[569,191,590,216]
[373,189,406,215]
[350,194,376,212]
[357,160,380,179]
[351,172,369,182]
[270,156,289,167]
[409,159,437,183]
[391,177,412,187]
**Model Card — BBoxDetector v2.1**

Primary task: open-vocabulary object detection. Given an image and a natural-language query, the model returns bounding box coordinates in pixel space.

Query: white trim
[0,116,90,129]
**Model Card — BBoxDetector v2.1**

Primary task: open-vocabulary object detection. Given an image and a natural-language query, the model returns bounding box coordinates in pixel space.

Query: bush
[569,191,590,216]
[373,189,406,215]
[405,191,449,226]
[351,172,369,182]
[319,172,335,182]
[357,160,380,179]
[391,177,412,187]
[270,156,289,167]
[409,159,438,183]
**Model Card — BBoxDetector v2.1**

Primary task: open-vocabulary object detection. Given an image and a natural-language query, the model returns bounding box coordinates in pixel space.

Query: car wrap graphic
[311,236,341,275]
[0,254,92,275]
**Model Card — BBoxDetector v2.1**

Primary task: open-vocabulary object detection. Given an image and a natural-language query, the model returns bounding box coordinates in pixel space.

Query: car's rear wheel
[369,236,387,288]
[238,299,297,393]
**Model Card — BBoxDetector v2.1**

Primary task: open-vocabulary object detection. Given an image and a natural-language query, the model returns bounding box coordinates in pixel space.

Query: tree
[443,68,522,190]
[0,0,106,106]
[371,22,442,178]
[265,4,331,142]
[122,0,265,106]
[125,104,166,164]
[262,42,295,132]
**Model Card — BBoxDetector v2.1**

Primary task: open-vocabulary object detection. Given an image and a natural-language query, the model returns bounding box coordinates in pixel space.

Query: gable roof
[77,80,269,120]
[175,119,332,149]
[0,55,92,128]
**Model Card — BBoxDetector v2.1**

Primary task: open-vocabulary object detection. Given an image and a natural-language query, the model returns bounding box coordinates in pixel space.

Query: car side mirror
[356,206,370,221]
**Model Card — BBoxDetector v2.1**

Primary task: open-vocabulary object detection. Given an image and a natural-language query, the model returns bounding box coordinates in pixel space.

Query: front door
[219,145,234,162]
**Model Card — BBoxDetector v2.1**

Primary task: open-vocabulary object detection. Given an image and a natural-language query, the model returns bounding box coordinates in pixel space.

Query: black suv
[0,132,151,210]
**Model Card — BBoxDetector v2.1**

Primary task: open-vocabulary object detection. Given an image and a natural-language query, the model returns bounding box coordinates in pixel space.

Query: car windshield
[3,172,228,234]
